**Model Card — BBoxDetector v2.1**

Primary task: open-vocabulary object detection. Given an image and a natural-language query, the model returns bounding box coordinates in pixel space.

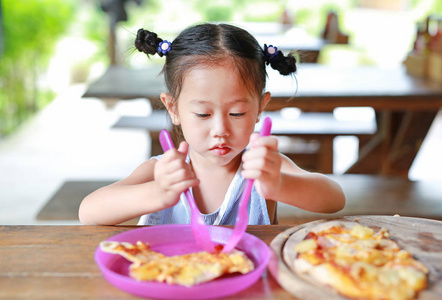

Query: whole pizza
[269,216,442,300]
[292,222,428,300]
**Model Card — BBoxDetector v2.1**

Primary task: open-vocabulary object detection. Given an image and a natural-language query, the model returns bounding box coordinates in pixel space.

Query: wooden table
[0,225,300,299]
[83,64,442,177]
[83,64,442,110]
[267,65,442,177]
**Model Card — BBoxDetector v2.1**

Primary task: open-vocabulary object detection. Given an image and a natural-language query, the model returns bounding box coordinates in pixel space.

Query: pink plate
[95,224,270,299]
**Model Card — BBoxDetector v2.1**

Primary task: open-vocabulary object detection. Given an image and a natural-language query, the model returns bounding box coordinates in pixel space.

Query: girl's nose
[211,115,230,138]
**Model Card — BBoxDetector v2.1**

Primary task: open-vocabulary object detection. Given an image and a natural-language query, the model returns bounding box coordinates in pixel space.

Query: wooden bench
[112,110,376,173]
[36,175,442,224]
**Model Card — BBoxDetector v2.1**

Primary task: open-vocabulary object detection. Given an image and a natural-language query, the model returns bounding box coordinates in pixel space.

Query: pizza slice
[293,223,429,300]
[100,240,254,287]
[100,241,165,263]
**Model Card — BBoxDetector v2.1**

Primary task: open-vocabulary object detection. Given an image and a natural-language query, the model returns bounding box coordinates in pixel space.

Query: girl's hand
[241,133,282,199]
[154,141,199,208]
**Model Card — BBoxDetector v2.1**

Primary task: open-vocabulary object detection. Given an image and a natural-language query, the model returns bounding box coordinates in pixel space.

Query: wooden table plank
[0,225,298,300]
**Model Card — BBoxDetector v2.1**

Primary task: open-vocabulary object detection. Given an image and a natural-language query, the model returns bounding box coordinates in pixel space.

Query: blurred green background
[0,0,441,136]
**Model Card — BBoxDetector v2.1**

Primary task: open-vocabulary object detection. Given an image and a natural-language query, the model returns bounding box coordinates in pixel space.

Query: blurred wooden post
[101,0,143,65]
[109,23,117,65]
[321,11,349,44]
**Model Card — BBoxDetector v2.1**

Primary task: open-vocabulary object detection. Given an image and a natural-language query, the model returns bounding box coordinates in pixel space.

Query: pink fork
[159,130,216,253]
[222,117,272,253]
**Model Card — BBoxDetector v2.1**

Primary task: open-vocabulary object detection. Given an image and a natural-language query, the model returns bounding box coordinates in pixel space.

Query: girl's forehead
[179,64,259,105]
[183,65,244,92]
[185,64,239,81]
[185,60,237,77]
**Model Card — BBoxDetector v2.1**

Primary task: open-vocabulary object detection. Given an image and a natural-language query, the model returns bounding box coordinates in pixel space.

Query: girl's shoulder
[150,154,164,160]
[135,154,163,171]
[122,156,160,184]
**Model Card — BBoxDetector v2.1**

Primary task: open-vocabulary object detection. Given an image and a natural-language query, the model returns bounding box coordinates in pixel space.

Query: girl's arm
[78,142,198,225]
[271,160,345,213]
[241,134,345,213]
[79,159,161,225]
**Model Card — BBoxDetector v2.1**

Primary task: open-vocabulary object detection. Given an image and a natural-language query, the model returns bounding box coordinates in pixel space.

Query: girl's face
[163,61,270,167]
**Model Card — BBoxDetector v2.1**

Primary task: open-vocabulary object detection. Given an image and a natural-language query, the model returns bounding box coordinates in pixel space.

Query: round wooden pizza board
[268,215,442,300]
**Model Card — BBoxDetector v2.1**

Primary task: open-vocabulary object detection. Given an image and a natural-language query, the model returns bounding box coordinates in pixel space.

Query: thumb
[177,141,189,154]
[249,132,260,148]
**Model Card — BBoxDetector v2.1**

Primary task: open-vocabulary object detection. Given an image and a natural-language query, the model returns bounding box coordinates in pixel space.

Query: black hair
[134,28,166,57]
[134,23,297,100]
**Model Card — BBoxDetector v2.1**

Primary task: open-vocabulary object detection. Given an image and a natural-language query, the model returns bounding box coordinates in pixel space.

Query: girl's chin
[208,151,241,166]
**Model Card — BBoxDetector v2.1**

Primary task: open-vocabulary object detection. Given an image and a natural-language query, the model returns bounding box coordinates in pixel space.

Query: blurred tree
[0,0,75,136]
[193,0,236,22]
[0,0,3,57]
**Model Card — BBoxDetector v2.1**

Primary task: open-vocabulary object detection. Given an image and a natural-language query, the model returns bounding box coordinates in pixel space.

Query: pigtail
[134,28,166,57]
[263,44,297,76]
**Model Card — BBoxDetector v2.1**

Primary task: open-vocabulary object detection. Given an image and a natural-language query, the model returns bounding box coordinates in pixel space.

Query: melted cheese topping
[294,224,429,300]
[100,241,254,286]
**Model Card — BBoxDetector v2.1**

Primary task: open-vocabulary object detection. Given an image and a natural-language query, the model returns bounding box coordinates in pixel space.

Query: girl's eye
[230,113,245,117]
[195,113,210,118]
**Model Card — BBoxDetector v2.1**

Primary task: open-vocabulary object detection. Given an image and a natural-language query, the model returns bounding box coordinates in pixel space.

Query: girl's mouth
[210,145,231,156]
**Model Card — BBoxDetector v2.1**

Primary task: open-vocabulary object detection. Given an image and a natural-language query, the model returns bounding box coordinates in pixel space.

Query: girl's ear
[256,92,271,122]
[160,92,181,125]
[259,92,271,113]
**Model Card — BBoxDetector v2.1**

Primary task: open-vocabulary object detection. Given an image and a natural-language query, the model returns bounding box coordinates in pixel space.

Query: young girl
[79,23,345,226]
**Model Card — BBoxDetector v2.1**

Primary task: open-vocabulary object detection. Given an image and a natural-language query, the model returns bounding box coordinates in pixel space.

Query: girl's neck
[188,150,243,214]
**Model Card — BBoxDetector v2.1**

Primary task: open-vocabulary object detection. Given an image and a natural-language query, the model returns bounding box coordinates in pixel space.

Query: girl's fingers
[250,135,278,148]
[164,159,191,176]
[158,150,190,175]
[243,148,279,171]
[156,155,196,189]
[168,168,197,186]
[249,132,260,146]
[243,146,270,160]
[242,136,282,183]
[173,178,200,191]
[158,175,197,199]
[162,148,185,162]
[160,177,200,208]
[154,141,198,205]
[177,141,189,154]
[241,168,265,179]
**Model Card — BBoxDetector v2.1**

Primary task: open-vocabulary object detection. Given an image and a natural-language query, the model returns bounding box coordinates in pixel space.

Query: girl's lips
[210,145,231,156]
